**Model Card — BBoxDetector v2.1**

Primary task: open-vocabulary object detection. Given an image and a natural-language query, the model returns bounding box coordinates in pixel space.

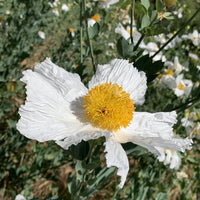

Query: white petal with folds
[35,58,88,102]
[114,111,192,153]
[104,138,129,188]
[17,59,88,142]
[89,59,147,105]
[56,128,107,150]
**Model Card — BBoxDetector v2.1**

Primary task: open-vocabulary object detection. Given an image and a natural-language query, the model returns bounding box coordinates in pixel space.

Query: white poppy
[15,194,26,200]
[115,23,141,45]
[173,74,193,97]
[17,58,192,188]
[97,0,119,8]
[157,148,181,169]
[188,30,199,46]
[61,4,69,12]
[38,31,45,40]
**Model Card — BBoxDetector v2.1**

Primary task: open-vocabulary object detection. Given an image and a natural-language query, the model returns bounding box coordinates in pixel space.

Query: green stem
[83,0,96,73]
[80,1,83,64]
[130,0,135,44]
[152,7,200,59]
[134,34,145,50]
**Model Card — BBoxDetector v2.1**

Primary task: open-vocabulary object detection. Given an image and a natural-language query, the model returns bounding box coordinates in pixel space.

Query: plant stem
[80,1,83,64]
[83,0,96,73]
[134,34,145,50]
[152,7,200,59]
[130,0,135,44]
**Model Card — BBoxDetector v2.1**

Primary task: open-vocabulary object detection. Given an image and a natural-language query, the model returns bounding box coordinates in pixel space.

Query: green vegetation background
[0,0,200,199]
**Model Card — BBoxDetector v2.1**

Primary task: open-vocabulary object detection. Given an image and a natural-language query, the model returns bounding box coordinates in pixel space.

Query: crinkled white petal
[34,58,88,102]
[104,138,129,188]
[56,129,107,150]
[112,111,192,153]
[89,59,147,105]
[17,58,89,142]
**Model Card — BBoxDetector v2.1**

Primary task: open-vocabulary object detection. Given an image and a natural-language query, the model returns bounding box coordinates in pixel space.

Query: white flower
[15,194,26,200]
[157,148,181,169]
[17,58,192,188]
[173,7,183,18]
[97,0,119,8]
[142,42,166,62]
[159,69,176,89]
[187,30,199,46]
[115,23,141,45]
[115,23,130,40]
[61,4,69,12]
[52,8,59,16]
[181,117,194,136]
[38,31,45,40]
[173,74,193,97]
[189,53,199,61]
[177,171,188,180]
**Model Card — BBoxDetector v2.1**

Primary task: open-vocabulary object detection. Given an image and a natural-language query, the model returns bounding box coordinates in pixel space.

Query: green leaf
[151,10,157,22]
[156,0,165,13]
[164,12,175,20]
[69,140,90,160]
[141,0,150,11]
[141,15,150,29]
[88,22,100,39]
[117,37,135,58]
[75,161,86,181]
[134,54,164,82]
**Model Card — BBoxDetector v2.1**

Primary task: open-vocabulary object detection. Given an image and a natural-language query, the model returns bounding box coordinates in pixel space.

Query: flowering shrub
[0,0,200,199]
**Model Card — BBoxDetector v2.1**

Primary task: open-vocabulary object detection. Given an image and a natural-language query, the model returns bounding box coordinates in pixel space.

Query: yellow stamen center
[158,73,163,79]
[83,82,135,132]
[127,29,131,35]
[92,14,100,22]
[177,82,185,90]
[166,69,174,76]
[69,28,74,32]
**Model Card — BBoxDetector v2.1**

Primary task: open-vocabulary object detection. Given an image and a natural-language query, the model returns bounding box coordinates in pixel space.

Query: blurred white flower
[15,194,26,200]
[173,7,183,18]
[97,0,119,8]
[61,4,69,12]
[115,23,141,45]
[173,74,193,97]
[185,30,200,46]
[157,148,181,169]
[115,23,130,40]
[165,57,183,74]
[69,28,75,37]
[88,14,100,27]
[52,8,59,16]
[177,171,188,180]
[142,42,166,62]
[189,53,199,62]
[17,58,192,188]
[181,117,194,136]
[38,31,45,40]
[159,69,176,89]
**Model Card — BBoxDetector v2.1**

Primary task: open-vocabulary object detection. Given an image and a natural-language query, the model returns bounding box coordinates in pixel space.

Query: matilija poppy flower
[17,58,192,188]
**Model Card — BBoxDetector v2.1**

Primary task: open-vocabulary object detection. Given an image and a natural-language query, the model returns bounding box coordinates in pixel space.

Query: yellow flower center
[127,29,131,35]
[166,69,174,76]
[92,14,100,22]
[83,82,135,132]
[69,28,74,32]
[158,73,163,79]
[177,82,185,90]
